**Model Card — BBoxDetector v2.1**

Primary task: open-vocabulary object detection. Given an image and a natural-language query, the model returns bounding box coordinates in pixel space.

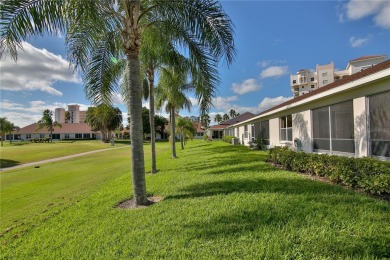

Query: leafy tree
[1,0,235,206]
[35,109,62,142]
[222,113,230,121]
[176,117,196,149]
[214,114,222,124]
[0,117,14,146]
[86,105,122,142]
[155,115,168,139]
[65,111,71,123]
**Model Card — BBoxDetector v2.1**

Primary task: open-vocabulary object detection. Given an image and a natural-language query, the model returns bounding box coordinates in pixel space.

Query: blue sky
[1,0,390,127]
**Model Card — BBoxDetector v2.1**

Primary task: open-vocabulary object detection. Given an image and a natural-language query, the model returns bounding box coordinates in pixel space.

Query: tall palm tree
[155,65,193,158]
[222,113,230,121]
[176,117,196,149]
[35,109,62,142]
[1,0,235,206]
[140,29,187,173]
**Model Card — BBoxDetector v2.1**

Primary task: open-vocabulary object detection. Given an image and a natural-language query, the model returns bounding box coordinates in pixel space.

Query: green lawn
[0,140,130,168]
[1,140,389,259]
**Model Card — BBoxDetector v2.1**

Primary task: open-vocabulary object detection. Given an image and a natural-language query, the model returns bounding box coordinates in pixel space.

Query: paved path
[1,145,130,172]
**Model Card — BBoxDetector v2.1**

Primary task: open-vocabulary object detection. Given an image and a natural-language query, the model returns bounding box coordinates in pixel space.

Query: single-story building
[207,112,255,140]
[226,59,390,160]
[9,123,102,141]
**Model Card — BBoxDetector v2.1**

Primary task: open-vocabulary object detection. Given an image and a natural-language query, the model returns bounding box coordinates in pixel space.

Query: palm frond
[84,36,126,105]
[0,0,66,60]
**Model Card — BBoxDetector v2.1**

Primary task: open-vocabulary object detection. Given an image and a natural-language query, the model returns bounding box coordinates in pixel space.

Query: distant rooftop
[349,55,387,63]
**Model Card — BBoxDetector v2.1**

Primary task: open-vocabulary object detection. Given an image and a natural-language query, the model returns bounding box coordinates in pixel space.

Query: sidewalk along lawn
[0,140,131,168]
[1,140,389,259]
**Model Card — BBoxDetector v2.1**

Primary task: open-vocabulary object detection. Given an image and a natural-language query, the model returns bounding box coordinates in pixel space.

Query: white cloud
[0,42,80,96]
[0,100,91,127]
[343,0,390,29]
[189,97,199,106]
[260,66,289,79]
[349,36,370,48]
[258,96,293,112]
[212,96,238,111]
[231,79,262,95]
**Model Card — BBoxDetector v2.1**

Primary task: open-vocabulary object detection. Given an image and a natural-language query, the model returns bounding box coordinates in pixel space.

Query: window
[301,86,304,89]
[52,134,60,139]
[254,121,270,145]
[311,85,315,88]
[280,115,292,141]
[322,72,327,77]
[369,91,390,157]
[40,134,45,138]
[64,134,70,139]
[83,133,91,139]
[323,80,328,84]
[293,80,296,84]
[312,100,354,153]
[311,77,315,81]
[75,133,82,138]
[244,125,248,138]
[26,134,31,139]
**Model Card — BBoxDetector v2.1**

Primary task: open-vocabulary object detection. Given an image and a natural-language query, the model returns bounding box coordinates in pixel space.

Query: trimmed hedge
[267,147,390,195]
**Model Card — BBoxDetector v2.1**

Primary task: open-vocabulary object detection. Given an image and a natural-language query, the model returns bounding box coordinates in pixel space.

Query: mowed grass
[0,140,130,168]
[1,140,389,259]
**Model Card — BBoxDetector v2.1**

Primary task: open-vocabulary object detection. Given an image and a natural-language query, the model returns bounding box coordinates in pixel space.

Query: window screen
[254,121,270,145]
[312,100,354,153]
[330,101,354,153]
[312,106,330,150]
[369,91,390,157]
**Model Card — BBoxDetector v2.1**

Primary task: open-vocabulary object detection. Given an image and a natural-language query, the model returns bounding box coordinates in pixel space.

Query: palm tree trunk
[181,133,184,149]
[127,50,149,205]
[170,108,177,158]
[147,67,157,173]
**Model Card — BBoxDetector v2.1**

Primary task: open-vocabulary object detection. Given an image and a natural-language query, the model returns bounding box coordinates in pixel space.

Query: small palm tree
[35,110,62,142]
[86,105,122,142]
[214,114,222,124]
[156,65,193,158]
[176,117,196,149]
[229,109,237,118]
[0,117,14,146]
[222,113,230,121]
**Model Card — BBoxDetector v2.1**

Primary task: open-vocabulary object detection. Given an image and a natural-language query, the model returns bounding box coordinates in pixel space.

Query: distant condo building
[290,55,387,97]
[55,104,87,123]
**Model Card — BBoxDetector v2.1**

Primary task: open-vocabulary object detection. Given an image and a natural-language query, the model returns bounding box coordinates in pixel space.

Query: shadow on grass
[0,159,21,168]
[165,177,343,200]
[166,177,390,258]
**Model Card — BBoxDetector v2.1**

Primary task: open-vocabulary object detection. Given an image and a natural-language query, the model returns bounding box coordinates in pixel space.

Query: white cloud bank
[344,0,390,28]
[258,96,293,111]
[0,42,80,96]
[349,36,370,48]
[231,78,262,95]
[260,66,289,79]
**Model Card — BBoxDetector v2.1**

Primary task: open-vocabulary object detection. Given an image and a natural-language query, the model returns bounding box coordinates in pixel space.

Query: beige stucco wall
[292,110,312,153]
[353,97,368,157]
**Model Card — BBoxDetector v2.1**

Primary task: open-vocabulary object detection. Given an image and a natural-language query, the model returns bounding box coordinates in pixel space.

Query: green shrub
[266,147,390,195]
[222,135,234,143]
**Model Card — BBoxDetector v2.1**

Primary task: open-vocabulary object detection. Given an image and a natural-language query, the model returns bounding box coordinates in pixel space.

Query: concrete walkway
[1,145,130,172]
